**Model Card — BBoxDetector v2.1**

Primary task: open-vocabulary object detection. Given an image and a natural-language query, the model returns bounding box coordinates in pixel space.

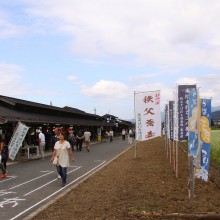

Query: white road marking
[0,190,16,197]
[23,166,81,196]
[0,176,17,183]
[9,171,54,190]
[10,161,106,220]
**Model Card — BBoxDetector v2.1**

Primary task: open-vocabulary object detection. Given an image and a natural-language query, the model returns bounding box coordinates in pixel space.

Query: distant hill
[212,106,220,112]
[129,106,220,124]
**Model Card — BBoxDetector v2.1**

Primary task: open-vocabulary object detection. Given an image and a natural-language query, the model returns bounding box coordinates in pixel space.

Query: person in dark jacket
[51,127,61,151]
[0,139,8,178]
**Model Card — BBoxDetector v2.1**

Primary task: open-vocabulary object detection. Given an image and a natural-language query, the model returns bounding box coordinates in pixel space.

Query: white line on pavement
[23,166,81,196]
[10,161,106,220]
[9,171,54,190]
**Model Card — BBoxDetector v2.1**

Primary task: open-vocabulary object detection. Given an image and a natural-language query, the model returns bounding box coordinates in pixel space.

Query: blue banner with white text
[178,84,196,141]
[196,98,211,182]
[188,88,198,156]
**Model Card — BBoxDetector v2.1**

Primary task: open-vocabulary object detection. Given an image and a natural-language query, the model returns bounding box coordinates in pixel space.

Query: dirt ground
[31,137,220,220]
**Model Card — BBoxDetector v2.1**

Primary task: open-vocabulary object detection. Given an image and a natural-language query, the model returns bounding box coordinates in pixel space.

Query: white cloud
[81,80,130,99]
[17,0,220,68]
[175,74,220,102]
[197,74,220,100]
[176,77,198,85]
[0,10,26,38]
[67,75,77,81]
[0,63,29,96]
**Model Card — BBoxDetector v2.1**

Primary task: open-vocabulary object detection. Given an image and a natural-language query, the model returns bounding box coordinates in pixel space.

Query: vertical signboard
[8,122,29,160]
[169,101,174,140]
[195,98,211,182]
[188,88,198,157]
[178,84,196,141]
[135,91,161,141]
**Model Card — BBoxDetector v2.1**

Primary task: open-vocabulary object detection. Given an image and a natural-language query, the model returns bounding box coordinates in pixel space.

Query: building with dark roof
[0,95,133,143]
[0,95,107,126]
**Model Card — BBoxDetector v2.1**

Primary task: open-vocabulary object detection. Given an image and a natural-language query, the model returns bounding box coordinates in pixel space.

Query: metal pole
[173,139,175,171]
[189,155,195,198]
[134,91,137,159]
[176,140,178,178]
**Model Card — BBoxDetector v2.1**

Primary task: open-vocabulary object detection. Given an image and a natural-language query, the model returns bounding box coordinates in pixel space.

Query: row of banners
[133,86,211,182]
[164,85,211,182]
[8,87,211,183]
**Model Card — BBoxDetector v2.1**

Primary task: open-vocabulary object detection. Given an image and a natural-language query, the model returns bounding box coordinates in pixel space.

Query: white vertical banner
[135,90,161,141]
[8,122,30,160]
[173,89,179,141]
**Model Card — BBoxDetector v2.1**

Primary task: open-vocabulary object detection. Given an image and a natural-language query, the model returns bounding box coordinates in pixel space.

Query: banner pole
[176,140,178,178]
[173,139,175,171]
[134,91,137,159]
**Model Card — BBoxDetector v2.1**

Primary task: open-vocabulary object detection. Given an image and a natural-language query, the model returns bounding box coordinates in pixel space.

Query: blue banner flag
[195,98,211,182]
[178,84,196,141]
[188,88,198,156]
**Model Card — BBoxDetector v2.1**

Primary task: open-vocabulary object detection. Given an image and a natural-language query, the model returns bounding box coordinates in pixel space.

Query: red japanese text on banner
[135,91,161,141]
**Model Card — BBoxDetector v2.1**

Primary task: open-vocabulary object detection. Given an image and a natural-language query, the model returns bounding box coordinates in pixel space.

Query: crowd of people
[0,126,134,187]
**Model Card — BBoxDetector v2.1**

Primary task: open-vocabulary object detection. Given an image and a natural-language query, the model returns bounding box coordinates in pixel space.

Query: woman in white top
[51,131,75,187]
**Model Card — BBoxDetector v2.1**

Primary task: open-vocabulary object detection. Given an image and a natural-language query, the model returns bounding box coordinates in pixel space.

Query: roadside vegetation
[211,129,220,166]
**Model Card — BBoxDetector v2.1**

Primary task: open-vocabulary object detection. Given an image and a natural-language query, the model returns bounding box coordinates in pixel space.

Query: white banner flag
[9,122,29,160]
[135,90,161,141]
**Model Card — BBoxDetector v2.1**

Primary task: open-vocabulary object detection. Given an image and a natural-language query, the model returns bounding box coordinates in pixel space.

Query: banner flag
[164,104,169,138]
[169,101,174,140]
[188,88,199,157]
[8,122,30,160]
[173,99,178,141]
[135,91,161,141]
[178,84,196,141]
[195,98,211,182]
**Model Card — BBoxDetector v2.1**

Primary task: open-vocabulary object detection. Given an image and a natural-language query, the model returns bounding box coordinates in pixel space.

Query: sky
[0,0,220,120]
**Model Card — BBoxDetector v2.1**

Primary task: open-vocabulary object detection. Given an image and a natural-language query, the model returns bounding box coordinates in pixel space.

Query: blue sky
[1,0,220,120]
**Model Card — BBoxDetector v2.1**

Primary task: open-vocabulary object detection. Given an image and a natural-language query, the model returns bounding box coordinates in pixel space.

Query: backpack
[68,133,75,142]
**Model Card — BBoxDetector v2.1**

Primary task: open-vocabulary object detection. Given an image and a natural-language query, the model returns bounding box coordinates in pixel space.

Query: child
[0,139,8,178]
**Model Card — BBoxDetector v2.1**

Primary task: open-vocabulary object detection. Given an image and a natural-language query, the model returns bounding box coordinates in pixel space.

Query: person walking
[68,130,75,151]
[75,130,84,151]
[37,129,45,159]
[0,139,8,178]
[0,139,9,172]
[128,128,133,144]
[51,127,61,152]
[108,129,114,142]
[51,131,75,187]
[84,128,91,152]
[122,129,126,140]
[51,127,62,179]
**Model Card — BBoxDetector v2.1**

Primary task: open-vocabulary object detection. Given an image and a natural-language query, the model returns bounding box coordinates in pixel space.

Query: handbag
[52,156,59,166]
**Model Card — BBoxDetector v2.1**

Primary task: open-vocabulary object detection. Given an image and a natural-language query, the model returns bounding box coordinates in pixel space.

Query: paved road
[0,138,131,220]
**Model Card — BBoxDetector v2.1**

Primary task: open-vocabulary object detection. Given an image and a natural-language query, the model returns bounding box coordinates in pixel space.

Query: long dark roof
[0,95,108,126]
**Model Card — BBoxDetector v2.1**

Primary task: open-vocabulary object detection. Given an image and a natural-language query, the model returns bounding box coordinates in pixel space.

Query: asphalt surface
[0,138,132,220]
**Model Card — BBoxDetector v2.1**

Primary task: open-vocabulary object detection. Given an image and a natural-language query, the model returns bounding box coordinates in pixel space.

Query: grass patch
[211,130,220,166]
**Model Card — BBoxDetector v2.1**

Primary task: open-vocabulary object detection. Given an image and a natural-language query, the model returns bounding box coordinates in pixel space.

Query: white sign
[135,91,161,141]
[9,122,29,160]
